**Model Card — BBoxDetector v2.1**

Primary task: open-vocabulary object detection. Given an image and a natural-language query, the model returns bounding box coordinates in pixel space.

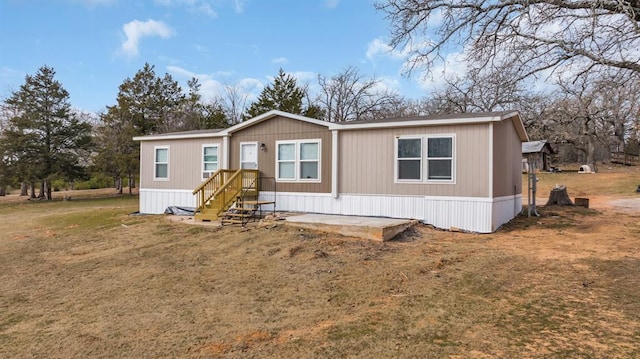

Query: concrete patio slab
[285,214,417,242]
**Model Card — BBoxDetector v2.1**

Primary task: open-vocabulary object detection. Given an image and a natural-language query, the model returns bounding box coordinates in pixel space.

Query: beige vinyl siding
[140,137,224,190]
[339,123,491,197]
[229,115,332,193]
[492,116,524,197]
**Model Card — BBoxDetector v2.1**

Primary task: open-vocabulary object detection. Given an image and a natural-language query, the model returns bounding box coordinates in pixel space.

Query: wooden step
[224,212,254,218]
[239,200,275,206]
[233,206,260,211]
[221,219,245,225]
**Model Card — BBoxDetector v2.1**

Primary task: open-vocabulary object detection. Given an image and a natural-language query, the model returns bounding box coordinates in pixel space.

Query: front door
[240,142,258,169]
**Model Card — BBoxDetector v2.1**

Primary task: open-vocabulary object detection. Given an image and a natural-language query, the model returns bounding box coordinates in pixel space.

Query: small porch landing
[285,214,417,242]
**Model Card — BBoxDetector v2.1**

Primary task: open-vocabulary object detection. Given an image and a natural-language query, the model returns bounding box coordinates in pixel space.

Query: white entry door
[240,142,258,169]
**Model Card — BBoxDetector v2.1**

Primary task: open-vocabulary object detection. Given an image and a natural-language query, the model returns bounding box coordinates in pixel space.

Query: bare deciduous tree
[376,0,640,80]
[543,73,640,169]
[317,66,401,122]
[215,82,254,125]
[421,66,530,114]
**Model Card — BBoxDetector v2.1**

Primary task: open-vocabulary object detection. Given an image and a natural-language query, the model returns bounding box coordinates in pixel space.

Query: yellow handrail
[211,169,259,215]
[193,169,236,212]
[192,169,259,215]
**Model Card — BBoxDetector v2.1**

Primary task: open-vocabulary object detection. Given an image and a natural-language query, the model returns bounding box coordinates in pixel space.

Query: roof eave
[338,114,511,131]
[220,110,337,135]
[133,132,224,141]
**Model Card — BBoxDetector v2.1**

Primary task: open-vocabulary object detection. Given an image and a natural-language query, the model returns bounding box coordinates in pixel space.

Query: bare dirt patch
[1,168,640,358]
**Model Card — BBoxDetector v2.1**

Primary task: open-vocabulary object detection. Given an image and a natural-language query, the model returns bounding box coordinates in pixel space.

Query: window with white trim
[277,143,296,180]
[154,146,169,180]
[396,135,455,183]
[276,139,321,182]
[397,137,422,181]
[427,137,453,180]
[202,145,219,179]
[300,142,319,179]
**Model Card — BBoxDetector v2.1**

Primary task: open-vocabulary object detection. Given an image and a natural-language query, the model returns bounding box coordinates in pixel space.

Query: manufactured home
[134,110,529,233]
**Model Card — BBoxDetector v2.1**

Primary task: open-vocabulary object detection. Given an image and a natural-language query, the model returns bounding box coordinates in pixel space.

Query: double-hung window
[396,135,455,183]
[276,139,321,182]
[397,137,422,181]
[202,145,219,179]
[277,143,296,180]
[154,146,169,181]
[299,142,319,179]
[427,137,453,180]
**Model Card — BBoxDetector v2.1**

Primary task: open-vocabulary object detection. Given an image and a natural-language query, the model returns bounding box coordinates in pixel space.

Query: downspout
[332,129,339,198]
[223,135,229,169]
[488,123,494,199]
[488,122,495,231]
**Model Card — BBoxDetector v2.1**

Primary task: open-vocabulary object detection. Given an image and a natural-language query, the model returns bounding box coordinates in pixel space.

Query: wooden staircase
[192,169,274,224]
[219,199,276,225]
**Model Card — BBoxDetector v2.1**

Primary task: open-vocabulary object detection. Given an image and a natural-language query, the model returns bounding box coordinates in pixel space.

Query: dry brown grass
[1,166,639,358]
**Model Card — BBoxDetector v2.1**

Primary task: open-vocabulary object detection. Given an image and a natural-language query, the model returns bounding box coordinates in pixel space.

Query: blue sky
[0,0,445,114]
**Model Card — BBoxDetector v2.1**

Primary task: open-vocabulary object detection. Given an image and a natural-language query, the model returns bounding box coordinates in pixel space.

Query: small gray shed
[522,140,554,172]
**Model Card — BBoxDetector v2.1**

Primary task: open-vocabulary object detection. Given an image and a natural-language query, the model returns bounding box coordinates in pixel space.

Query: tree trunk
[128,174,133,196]
[546,185,574,206]
[30,182,36,199]
[38,181,46,199]
[585,138,597,173]
[20,182,28,196]
[45,180,52,200]
[118,177,123,195]
[0,186,5,196]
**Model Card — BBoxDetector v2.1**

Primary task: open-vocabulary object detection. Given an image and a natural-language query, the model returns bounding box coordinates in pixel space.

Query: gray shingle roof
[522,140,551,154]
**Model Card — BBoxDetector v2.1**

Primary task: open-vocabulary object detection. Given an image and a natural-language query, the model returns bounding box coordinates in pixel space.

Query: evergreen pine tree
[3,66,92,200]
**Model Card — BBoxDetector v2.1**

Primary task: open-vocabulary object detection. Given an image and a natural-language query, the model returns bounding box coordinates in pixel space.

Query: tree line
[2,0,640,196]
[1,62,639,197]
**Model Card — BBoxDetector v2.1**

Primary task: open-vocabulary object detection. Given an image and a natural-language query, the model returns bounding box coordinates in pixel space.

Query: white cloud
[166,66,224,102]
[154,0,218,18]
[290,71,317,84]
[234,0,245,13]
[416,49,467,91]
[166,65,196,78]
[194,44,209,53]
[324,0,339,9]
[272,57,289,65]
[120,19,175,57]
[366,38,406,61]
[197,3,218,17]
[238,78,262,92]
[374,75,401,94]
[166,65,262,103]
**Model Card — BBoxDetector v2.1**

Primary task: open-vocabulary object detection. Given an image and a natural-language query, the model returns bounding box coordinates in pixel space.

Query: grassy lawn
[1,168,639,358]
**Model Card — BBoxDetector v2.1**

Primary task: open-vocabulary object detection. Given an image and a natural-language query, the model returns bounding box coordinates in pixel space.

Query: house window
[277,143,296,180]
[300,142,319,179]
[427,137,453,180]
[276,140,321,182]
[202,145,218,179]
[154,146,169,180]
[397,138,422,181]
[396,135,455,183]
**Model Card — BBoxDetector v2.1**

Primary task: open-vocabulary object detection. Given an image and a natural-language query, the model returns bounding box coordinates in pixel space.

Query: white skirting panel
[136,189,521,232]
[492,194,523,231]
[422,196,493,233]
[259,192,521,233]
[139,188,195,214]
